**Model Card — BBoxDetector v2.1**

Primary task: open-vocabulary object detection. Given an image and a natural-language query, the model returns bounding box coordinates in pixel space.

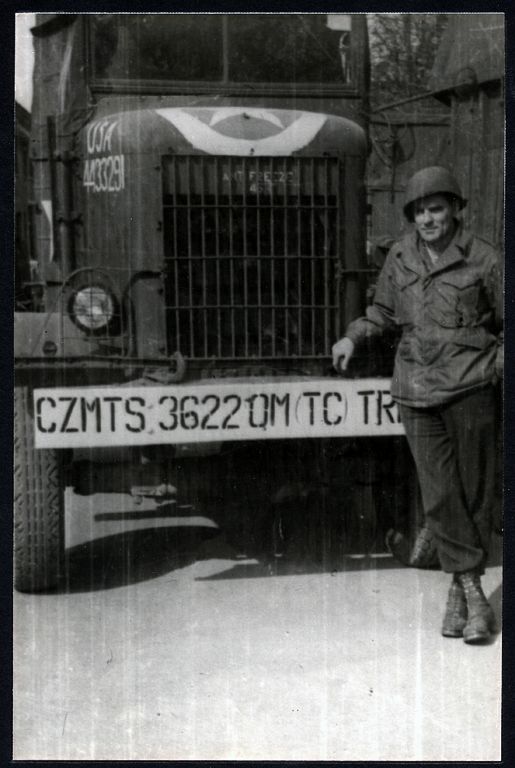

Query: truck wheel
[14,386,65,592]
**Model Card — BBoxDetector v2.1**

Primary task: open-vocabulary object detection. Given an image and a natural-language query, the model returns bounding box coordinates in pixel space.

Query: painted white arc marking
[155,108,327,156]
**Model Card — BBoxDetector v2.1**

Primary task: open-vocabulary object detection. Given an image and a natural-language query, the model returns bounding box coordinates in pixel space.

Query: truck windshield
[92,15,224,81]
[91,14,347,85]
[227,15,343,83]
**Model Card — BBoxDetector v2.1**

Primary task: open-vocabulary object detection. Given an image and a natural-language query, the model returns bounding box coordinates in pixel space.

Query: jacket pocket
[432,272,481,328]
[390,271,419,323]
[452,328,495,350]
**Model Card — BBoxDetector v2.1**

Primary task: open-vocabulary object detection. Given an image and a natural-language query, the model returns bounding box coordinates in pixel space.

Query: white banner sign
[34,378,404,449]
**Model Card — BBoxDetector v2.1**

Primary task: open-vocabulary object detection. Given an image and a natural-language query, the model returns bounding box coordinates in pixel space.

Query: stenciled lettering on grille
[162,156,340,360]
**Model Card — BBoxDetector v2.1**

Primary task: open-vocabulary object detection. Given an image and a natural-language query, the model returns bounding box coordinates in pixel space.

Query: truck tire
[14,386,65,592]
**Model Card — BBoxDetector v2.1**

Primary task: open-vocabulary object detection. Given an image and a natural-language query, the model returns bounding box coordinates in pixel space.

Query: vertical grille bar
[283,159,289,357]
[186,156,195,356]
[310,157,316,356]
[200,157,208,358]
[228,156,236,357]
[334,157,342,344]
[214,156,221,357]
[256,156,262,358]
[172,157,181,352]
[294,156,302,357]
[242,155,249,357]
[270,158,276,358]
[324,157,330,352]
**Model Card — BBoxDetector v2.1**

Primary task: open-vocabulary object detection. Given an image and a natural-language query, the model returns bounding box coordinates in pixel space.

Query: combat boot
[457,571,496,644]
[441,576,467,637]
[409,526,439,568]
[386,526,439,569]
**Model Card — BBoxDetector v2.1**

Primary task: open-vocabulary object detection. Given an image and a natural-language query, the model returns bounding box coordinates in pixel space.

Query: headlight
[69,285,116,333]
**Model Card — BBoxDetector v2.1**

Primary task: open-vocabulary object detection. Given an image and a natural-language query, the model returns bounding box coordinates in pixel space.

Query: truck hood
[81,106,367,158]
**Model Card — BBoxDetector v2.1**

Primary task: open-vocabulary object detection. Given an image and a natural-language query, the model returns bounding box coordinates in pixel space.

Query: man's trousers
[399,386,497,574]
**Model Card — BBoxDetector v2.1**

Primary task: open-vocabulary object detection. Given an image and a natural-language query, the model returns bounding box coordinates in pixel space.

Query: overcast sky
[15,13,35,111]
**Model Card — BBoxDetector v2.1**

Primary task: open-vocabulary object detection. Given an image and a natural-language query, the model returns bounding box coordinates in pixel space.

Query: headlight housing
[68,285,117,335]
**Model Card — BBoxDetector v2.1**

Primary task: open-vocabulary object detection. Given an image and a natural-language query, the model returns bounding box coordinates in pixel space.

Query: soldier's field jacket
[346,224,503,408]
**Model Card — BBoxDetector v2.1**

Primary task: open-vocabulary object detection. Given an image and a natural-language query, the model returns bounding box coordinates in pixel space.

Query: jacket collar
[396,221,472,278]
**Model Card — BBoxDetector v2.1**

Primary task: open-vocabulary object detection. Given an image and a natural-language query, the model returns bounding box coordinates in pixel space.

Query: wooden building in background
[367,13,504,250]
[428,13,504,248]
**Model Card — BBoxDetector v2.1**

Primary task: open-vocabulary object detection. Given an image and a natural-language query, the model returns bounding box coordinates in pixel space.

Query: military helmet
[403,166,466,221]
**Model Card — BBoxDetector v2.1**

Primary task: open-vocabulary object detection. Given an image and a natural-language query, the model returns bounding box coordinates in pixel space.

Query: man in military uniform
[333,166,503,643]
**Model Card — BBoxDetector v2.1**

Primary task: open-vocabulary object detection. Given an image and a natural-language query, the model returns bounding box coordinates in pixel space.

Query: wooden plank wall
[367,82,504,251]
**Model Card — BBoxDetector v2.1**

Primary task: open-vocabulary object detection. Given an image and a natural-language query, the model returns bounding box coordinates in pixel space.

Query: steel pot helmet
[403,166,467,222]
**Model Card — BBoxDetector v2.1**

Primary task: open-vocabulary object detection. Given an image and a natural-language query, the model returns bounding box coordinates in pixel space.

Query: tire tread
[14,386,64,592]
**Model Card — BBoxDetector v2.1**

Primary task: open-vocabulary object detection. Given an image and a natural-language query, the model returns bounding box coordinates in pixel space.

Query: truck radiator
[162,156,340,361]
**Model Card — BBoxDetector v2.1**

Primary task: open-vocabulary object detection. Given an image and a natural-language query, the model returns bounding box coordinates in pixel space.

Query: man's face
[413,194,458,248]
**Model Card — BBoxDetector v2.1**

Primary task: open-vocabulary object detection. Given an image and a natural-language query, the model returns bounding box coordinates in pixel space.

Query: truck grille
[162,156,340,361]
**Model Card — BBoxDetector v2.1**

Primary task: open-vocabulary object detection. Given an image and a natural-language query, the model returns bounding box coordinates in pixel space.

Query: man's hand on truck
[332,337,355,374]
